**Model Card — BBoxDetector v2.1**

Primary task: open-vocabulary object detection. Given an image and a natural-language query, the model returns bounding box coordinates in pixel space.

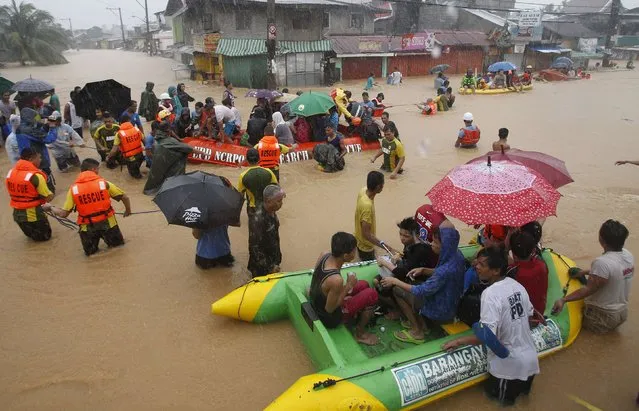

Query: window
[235,11,251,30]
[322,12,330,29]
[202,14,213,30]
[350,13,364,29]
[292,10,312,30]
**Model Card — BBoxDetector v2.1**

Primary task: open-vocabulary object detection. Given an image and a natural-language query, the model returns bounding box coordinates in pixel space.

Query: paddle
[472,322,509,359]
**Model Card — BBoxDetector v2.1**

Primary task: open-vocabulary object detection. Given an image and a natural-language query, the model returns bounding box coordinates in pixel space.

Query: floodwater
[0,49,638,411]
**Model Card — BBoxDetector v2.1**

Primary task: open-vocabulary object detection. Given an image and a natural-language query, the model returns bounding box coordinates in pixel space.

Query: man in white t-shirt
[553,219,634,333]
[212,104,235,144]
[443,247,539,406]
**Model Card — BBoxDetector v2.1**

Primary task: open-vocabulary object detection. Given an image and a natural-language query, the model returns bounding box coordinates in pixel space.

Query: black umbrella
[152,171,244,230]
[430,64,450,74]
[75,79,131,121]
[10,76,54,93]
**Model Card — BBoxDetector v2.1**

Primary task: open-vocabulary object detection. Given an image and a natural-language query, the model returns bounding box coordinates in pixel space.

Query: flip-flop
[400,319,412,329]
[394,329,425,344]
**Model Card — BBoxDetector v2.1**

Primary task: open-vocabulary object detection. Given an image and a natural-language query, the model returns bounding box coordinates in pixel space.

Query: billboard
[510,10,543,41]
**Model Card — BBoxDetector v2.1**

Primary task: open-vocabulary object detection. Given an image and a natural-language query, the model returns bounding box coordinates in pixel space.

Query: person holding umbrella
[47,158,131,256]
[248,184,285,278]
[5,148,54,242]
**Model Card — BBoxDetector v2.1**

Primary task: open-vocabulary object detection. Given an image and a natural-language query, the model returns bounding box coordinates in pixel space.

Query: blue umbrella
[488,61,517,72]
[551,57,574,69]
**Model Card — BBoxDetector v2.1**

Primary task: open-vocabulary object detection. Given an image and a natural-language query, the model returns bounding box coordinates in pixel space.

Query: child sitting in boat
[443,246,540,407]
[309,232,380,346]
[380,220,466,344]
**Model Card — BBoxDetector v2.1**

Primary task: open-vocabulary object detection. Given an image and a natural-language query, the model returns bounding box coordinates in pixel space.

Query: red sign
[267,23,277,41]
[184,137,380,167]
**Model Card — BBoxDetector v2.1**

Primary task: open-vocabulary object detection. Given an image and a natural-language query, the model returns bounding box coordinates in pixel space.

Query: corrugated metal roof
[331,36,392,55]
[432,30,491,46]
[462,9,509,26]
[216,38,332,57]
[543,20,601,38]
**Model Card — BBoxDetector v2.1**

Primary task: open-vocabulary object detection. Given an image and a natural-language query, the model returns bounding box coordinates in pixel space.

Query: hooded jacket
[16,108,56,170]
[139,82,158,119]
[168,86,183,114]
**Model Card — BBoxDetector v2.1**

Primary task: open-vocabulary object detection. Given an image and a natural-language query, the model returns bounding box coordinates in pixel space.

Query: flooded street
[0,49,638,410]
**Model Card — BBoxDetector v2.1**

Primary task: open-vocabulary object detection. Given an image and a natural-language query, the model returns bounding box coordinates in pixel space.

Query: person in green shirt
[237,148,277,215]
[370,126,405,179]
[49,90,60,113]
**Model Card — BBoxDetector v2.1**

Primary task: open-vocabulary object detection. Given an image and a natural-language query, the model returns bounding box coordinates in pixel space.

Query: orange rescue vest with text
[71,171,115,225]
[422,101,437,116]
[257,136,281,169]
[460,127,481,146]
[5,160,47,209]
[118,122,144,158]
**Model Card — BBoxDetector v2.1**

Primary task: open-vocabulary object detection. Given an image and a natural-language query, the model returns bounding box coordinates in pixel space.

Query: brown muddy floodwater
[0,50,638,411]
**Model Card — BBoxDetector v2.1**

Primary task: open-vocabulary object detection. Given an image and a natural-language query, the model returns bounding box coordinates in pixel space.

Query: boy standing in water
[443,247,539,406]
[492,128,510,152]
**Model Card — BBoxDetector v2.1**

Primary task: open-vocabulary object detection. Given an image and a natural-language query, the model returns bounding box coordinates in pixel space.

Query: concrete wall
[185,3,375,40]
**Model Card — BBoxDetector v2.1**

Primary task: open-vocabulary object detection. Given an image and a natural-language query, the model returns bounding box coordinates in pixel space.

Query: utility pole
[60,18,73,35]
[603,0,621,67]
[266,0,276,89]
[107,7,126,48]
[144,0,153,56]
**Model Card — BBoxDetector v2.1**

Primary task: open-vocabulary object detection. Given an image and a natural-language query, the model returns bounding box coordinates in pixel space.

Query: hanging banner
[397,32,435,51]
[511,10,543,41]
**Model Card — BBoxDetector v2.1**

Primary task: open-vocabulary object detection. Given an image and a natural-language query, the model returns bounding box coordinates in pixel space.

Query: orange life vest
[71,171,115,225]
[257,135,281,169]
[422,101,437,116]
[460,127,481,147]
[5,160,47,209]
[117,122,144,158]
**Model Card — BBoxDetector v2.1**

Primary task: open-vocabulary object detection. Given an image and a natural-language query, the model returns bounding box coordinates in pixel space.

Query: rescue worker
[331,88,353,122]
[461,69,477,94]
[255,125,291,182]
[107,113,145,179]
[5,148,55,241]
[49,158,131,256]
[417,98,437,116]
[92,112,121,168]
[237,148,277,216]
[455,112,481,148]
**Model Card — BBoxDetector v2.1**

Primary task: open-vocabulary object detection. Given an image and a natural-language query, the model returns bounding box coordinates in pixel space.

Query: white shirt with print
[586,249,634,312]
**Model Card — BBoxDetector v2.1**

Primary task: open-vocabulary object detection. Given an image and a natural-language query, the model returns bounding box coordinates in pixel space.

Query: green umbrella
[0,77,15,95]
[289,91,335,117]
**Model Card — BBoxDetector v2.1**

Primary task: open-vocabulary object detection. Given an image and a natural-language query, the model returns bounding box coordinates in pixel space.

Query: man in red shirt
[509,230,548,315]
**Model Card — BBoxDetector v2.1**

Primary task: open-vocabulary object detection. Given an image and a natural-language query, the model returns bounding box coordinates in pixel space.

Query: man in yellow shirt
[370,126,405,179]
[5,148,55,241]
[354,171,394,261]
[237,148,277,215]
[48,158,132,256]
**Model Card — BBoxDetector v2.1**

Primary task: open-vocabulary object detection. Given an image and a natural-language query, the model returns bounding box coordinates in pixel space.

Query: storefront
[192,33,223,82]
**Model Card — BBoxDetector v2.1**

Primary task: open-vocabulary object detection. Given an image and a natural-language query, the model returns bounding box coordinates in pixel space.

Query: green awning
[216,38,332,57]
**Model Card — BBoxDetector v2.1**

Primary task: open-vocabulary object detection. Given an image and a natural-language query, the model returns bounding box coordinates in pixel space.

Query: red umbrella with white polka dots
[426,158,561,226]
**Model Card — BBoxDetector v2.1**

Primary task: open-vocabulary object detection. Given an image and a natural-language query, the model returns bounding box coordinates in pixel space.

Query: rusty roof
[431,30,491,47]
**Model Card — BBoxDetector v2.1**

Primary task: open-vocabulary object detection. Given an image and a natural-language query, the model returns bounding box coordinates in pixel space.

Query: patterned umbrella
[245,89,283,100]
[10,76,54,93]
[426,159,561,226]
[466,149,573,189]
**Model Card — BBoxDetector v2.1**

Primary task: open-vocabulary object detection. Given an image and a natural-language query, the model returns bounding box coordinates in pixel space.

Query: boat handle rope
[45,210,79,230]
[544,248,584,297]
[313,349,448,390]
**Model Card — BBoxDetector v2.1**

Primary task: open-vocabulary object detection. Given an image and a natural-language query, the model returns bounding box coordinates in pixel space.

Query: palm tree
[0,0,71,65]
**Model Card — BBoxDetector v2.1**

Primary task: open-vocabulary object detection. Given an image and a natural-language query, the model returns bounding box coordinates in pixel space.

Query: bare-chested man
[492,128,511,152]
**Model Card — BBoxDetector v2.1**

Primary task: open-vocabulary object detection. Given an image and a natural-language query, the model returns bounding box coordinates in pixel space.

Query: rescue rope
[115,210,162,216]
[44,210,79,230]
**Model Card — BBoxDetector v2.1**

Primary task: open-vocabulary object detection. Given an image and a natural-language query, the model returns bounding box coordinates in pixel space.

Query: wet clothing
[47,124,84,171]
[246,117,268,146]
[237,166,278,210]
[382,121,400,140]
[273,112,294,146]
[16,219,52,242]
[195,226,232,268]
[360,100,375,123]
[168,86,183,115]
[310,253,344,327]
[462,75,477,88]
[457,125,480,148]
[414,204,446,244]
[381,137,405,172]
[49,94,61,112]
[222,88,235,107]
[484,374,535,406]
[16,108,56,192]
[434,76,446,90]
[247,206,281,278]
[512,258,548,314]
[79,225,124,256]
[410,227,465,322]
[354,188,376,255]
[0,99,16,120]
[143,130,194,195]
[177,85,195,109]
[89,119,104,139]
[120,110,143,130]
[5,130,19,164]
[313,143,345,173]
[392,243,439,282]
[255,136,290,177]
[139,82,159,122]
[174,109,194,139]
[294,117,311,143]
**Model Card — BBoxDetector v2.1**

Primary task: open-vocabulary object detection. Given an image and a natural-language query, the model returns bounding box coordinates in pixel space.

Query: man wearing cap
[456,112,480,148]
[46,110,85,172]
[237,148,277,216]
[92,112,121,167]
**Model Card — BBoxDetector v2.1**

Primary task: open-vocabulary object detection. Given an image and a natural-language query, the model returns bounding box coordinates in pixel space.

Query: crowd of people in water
[2,71,635,407]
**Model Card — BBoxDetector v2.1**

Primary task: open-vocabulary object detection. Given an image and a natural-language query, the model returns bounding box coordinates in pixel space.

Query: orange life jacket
[460,127,481,147]
[5,160,47,209]
[71,171,115,225]
[257,135,281,169]
[422,101,437,116]
[117,122,144,158]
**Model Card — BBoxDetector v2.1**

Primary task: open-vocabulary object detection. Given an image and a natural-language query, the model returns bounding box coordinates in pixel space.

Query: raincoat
[143,129,194,196]
[139,82,159,122]
[410,227,466,322]
[16,108,56,171]
[331,88,352,119]
[174,108,193,139]
[177,83,195,109]
[312,143,345,173]
[168,86,183,115]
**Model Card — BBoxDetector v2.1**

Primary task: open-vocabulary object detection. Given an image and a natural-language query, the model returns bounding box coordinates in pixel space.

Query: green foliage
[0,0,71,65]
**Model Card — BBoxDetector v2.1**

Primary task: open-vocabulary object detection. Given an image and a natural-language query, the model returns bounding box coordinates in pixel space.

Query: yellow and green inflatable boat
[458,85,533,95]
[212,246,583,410]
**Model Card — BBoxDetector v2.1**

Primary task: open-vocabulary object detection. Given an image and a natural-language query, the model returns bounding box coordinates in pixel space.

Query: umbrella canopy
[10,76,54,93]
[289,91,335,117]
[426,159,561,226]
[467,149,573,189]
[273,93,299,103]
[487,61,517,72]
[153,171,244,230]
[245,89,283,100]
[0,77,15,95]
[551,57,574,69]
[430,64,450,74]
[75,79,131,120]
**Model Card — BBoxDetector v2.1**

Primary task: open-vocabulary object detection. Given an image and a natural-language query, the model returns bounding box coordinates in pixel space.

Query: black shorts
[125,154,144,179]
[195,253,235,269]
[484,374,535,406]
[17,219,52,242]
[54,153,81,171]
[358,248,376,262]
[79,225,125,256]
